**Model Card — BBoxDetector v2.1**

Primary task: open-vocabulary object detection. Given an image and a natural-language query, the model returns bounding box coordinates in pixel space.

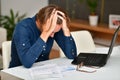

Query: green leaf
[78,0,98,15]
[0,9,26,40]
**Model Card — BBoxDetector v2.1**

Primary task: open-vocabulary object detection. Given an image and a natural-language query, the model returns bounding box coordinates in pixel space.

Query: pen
[62,66,76,72]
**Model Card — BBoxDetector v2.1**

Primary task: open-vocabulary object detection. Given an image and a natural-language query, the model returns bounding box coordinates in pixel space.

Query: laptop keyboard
[72,53,108,67]
[85,55,104,65]
[78,54,107,66]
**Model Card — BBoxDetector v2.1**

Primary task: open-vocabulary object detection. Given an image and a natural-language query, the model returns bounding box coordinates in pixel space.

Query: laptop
[71,26,120,67]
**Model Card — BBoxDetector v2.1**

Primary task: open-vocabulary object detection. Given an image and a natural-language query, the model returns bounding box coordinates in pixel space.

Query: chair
[59,30,96,57]
[0,27,7,49]
[2,41,11,69]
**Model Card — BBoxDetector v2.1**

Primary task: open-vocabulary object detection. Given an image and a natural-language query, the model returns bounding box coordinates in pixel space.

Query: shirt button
[43,46,45,48]
[22,43,25,46]
[43,49,46,51]
[41,55,44,57]
[36,58,38,60]
[70,38,72,40]
[72,52,74,55]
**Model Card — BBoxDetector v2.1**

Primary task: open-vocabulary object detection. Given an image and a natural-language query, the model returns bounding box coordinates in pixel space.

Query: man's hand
[57,11,70,36]
[40,9,58,42]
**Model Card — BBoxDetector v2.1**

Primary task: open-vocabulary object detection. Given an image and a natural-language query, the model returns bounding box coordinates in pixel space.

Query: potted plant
[86,0,98,26]
[78,0,98,26]
[0,9,26,40]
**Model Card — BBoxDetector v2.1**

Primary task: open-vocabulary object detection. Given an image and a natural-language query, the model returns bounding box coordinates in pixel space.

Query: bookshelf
[69,19,120,46]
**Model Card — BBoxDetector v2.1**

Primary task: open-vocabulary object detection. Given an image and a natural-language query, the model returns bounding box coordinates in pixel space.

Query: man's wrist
[63,29,70,36]
[40,32,49,42]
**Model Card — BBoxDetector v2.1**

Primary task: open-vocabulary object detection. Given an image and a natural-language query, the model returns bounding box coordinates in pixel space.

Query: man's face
[50,24,62,37]
[50,16,63,37]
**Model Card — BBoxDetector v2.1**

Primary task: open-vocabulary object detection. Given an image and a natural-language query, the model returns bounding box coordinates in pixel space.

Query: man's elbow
[67,55,75,59]
[67,53,77,59]
[22,62,33,68]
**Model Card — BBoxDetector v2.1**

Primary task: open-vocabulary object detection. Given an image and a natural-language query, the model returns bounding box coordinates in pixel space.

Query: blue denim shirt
[9,15,77,68]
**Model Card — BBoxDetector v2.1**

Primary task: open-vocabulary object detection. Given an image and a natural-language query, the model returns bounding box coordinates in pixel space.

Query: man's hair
[36,4,70,26]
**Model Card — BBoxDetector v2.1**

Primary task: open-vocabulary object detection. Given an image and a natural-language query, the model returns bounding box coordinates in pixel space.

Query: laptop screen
[107,26,120,58]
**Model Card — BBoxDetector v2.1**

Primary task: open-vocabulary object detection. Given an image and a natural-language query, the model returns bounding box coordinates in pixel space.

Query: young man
[9,5,77,68]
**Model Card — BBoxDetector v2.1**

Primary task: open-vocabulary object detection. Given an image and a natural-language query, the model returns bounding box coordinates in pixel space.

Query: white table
[1,46,120,80]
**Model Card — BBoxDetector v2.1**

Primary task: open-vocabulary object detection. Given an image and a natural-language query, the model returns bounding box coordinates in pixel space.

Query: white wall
[1,0,48,17]
[1,0,59,50]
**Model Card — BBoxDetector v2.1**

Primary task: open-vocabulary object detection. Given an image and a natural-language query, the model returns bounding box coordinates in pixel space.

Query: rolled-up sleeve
[54,30,77,59]
[64,36,77,58]
[14,24,46,68]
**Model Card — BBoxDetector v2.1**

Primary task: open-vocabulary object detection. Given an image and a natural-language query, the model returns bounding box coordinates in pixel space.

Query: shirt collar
[32,15,41,34]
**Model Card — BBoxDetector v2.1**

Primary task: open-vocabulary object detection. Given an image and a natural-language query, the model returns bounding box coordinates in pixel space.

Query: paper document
[29,63,76,80]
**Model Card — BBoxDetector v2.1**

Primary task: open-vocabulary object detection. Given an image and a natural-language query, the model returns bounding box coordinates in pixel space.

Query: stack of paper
[29,63,76,80]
